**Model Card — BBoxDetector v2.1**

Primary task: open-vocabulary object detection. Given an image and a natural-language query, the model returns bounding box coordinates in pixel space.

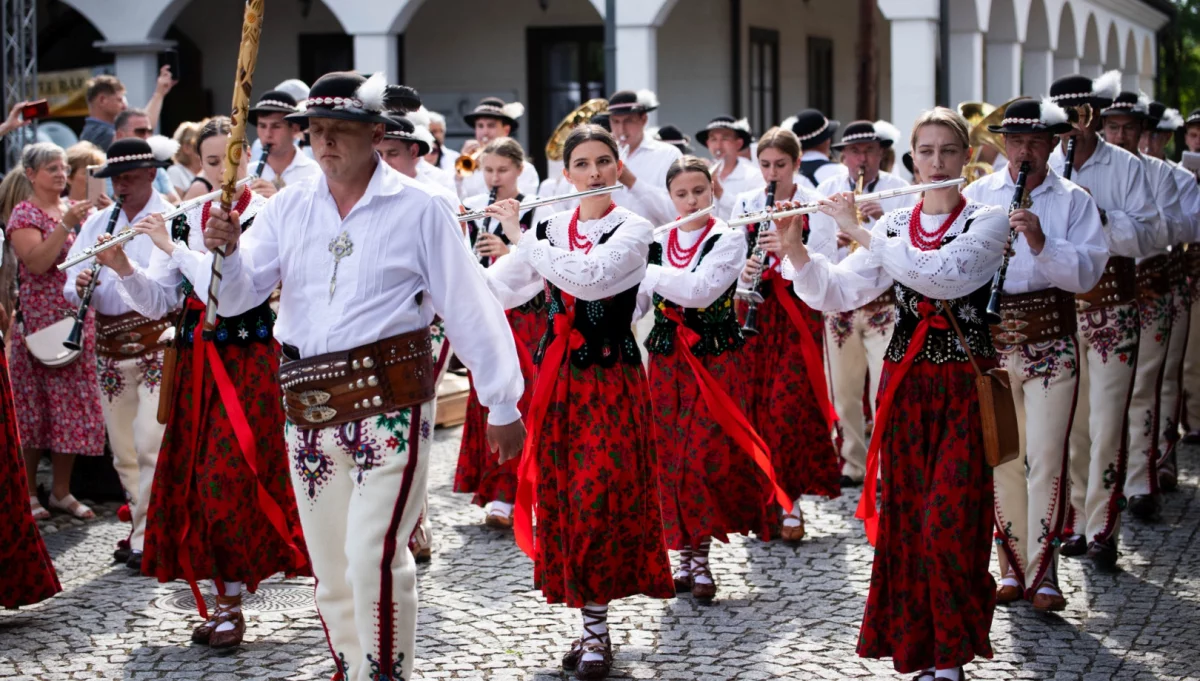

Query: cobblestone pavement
[2,429,1199,680]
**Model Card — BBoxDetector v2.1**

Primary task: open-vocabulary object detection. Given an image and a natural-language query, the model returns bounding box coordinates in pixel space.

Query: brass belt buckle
[303,406,337,424]
[994,331,1029,345]
[118,342,146,355]
[296,390,331,407]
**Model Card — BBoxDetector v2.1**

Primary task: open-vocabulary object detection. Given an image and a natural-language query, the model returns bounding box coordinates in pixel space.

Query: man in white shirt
[247,90,322,196]
[457,97,540,198]
[1046,73,1161,570]
[785,109,845,190]
[607,89,681,225]
[963,98,1108,614]
[64,137,177,572]
[201,72,526,681]
[697,115,764,220]
[1099,92,1190,524]
[814,121,914,488]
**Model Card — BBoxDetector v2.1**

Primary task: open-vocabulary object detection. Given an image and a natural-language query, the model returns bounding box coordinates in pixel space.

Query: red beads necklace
[201,186,253,234]
[567,201,617,253]
[666,216,716,267]
[908,196,966,251]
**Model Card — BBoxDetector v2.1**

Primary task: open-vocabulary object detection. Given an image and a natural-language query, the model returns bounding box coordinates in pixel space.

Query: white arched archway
[1123,30,1140,91]
[948,0,986,104]
[986,0,1023,101]
[1023,0,1056,98]
[1081,11,1102,76]
[1104,20,1123,72]
[1054,1,1080,77]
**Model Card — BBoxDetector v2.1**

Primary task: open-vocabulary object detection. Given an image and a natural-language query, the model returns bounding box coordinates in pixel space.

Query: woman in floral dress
[6,142,105,521]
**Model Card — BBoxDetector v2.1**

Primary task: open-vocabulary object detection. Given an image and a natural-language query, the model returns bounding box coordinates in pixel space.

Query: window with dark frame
[808,37,834,116]
[526,27,606,178]
[748,28,780,134]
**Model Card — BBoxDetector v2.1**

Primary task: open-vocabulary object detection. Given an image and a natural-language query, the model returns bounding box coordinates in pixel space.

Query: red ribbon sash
[765,275,839,432]
[661,307,792,510]
[854,301,948,546]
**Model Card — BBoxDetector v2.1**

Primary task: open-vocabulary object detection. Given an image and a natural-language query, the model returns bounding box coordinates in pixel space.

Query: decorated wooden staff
[204,0,265,340]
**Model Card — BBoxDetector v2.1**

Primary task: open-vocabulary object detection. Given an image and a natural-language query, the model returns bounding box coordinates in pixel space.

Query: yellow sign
[36,68,99,119]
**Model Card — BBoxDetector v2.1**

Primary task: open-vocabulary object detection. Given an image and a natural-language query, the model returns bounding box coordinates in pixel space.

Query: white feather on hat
[873,120,901,143]
[780,116,798,132]
[1159,107,1185,132]
[1136,91,1151,114]
[414,125,436,147]
[146,135,180,162]
[407,106,432,128]
[1040,98,1069,127]
[275,78,310,102]
[636,89,659,109]
[731,118,751,132]
[501,102,525,120]
[355,72,388,112]
[1091,70,1122,100]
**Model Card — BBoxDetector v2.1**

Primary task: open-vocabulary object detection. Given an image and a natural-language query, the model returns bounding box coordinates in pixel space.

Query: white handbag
[23,317,81,368]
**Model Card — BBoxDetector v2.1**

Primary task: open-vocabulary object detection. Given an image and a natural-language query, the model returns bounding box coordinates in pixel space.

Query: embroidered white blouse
[782,200,1009,312]
[1048,138,1166,259]
[211,159,525,425]
[634,219,747,319]
[732,184,836,284]
[613,137,683,226]
[485,205,653,309]
[459,160,540,200]
[714,156,765,221]
[962,167,1107,294]
[63,191,176,316]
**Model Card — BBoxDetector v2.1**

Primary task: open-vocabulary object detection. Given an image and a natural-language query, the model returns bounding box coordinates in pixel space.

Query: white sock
[580,603,609,663]
[692,539,713,585]
[1000,576,1021,588]
[934,667,961,680]
[674,548,694,580]
[1037,585,1061,597]
[490,500,513,517]
[782,501,803,527]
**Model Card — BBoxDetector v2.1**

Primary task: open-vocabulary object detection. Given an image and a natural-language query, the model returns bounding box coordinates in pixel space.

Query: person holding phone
[0,100,36,138]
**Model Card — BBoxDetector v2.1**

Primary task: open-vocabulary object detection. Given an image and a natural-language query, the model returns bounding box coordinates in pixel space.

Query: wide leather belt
[990,288,1077,347]
[279,327,436,429]
[1075,256,1136,311]
[95,311,171,358]
[1137,254,1172,298]
[861,289,896,313]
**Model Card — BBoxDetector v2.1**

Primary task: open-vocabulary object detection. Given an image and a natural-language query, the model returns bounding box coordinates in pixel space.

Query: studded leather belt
[990,288,1077,348]
[94,311,171,358]
[1137,254,1172,299]
[1075,256,1136,311]
[279,327,436,429]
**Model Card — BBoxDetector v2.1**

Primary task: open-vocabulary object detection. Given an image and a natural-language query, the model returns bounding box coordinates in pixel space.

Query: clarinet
[984,161,1031,325]
[740,180,777,337]
[255,143,272,179]
[476,186,499,267]
[1062,137,1076,181]
[64,195,124,351]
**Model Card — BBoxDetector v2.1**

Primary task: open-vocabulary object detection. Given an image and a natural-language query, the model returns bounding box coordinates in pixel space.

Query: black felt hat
[695,116,752,148]
[784,109,840,149]
[902,151,915,176]
[383,114,431,156]
[1150,104,1184,132]
[831,120,893,150]
[287,72,420,126]
[248,90,301,125]
[654,125,692,154]
[607,89,659,115]
[92,137,177,178]
[1186,109,1200,128]
[1049,70,1121,110]
[987,98,1073,135]
[1100,91,1151,119]
[590,111,611,132]
[463,97,524,131]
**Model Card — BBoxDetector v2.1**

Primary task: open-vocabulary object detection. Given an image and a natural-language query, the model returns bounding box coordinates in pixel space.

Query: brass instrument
[455,149,483,177]
[64,196,124,351]
[848,166,866,251]
[984,161,1032,325]
[1061,103,1093,181]
[546,98,609,162]
[959,98,1018,184]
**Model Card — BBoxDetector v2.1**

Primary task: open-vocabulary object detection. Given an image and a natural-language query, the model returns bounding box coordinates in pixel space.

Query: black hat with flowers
[987,98,1073,135]
[287,72,420,126]
[93,136,178,178]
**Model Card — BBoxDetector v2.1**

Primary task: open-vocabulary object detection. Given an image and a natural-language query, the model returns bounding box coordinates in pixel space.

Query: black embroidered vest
[645,236,744,358]
[883,216,996,364]
[171,213,276,346]
[532,218,641,369]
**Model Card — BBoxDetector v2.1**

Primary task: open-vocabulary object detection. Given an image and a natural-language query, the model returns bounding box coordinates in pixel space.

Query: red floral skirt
[532,361,674,607]
[0,351,61,608]
[454,306,543,506]
[143,340,310,591]
[856,359,996,673]
[649,347,776,548]
[740,291,840,500]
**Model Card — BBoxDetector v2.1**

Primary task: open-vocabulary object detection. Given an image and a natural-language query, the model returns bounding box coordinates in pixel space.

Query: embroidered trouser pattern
[98,352,165,551]
[825,304,895,481]
[1067,304,1138,544]
[1125,290,1173,498]
[1157,284,1189,484]
[993,335,1079,596]
[287,403,434,681]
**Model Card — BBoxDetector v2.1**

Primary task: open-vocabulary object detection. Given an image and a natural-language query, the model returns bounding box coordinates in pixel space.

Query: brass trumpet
[455,149,483,177]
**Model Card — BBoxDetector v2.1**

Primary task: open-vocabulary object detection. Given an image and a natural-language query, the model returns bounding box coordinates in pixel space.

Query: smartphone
[21,99,48,121]
[85,165,106,202]
[1182,151,1200,173]
[158,49,180,82]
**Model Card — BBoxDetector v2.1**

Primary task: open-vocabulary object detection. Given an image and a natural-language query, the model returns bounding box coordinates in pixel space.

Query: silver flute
[652,205,714,237]
[57,176,256,271]
[726,177,966,228]
[457,185,621,223]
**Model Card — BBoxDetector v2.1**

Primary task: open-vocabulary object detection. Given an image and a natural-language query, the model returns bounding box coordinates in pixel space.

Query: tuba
[546,99,609,162]
[959,98,1018,184]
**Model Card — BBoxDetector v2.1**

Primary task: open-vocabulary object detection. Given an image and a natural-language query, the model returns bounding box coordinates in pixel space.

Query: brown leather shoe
[690,561,717,603]
[673,574,693,593]
[574,640,613,680]
[562,638,582,670]
[780,513,806,543]
[207,594,246,650]
[995,583,1022,605]
[1060,534,1087,557]
[1031,586,1067,613]
[484,510,513,529]
[191,616,217,645]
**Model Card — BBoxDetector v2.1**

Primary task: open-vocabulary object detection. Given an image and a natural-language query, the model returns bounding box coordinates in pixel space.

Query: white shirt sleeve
[513,216,652,302]
[645,230,747,308]
[114,246,183,320]
[1033,189,1108,293]
[212,195,285,317]
[1102,160,1168,258]
[480,247,545,310]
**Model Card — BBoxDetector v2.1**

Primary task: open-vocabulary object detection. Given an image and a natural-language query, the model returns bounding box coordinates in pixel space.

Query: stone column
[986,40,1022,102]
[353,33,400,83]
[949,30,985,104]
[1023,49,1055,99]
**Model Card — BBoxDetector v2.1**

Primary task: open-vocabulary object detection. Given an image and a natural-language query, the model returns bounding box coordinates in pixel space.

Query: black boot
[1060,534,1087,557]
[1127,494,1160,522]
[1087,538,1119,571]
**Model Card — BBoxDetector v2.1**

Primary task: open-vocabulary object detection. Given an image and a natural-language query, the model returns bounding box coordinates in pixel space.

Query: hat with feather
[463,97,525,131]
[93,136,178,178]
[383,114,431,156]
[696,116,752,148]
[832,120,894,150]
[1050,70,1122,110]
[287,72,421,127]
[1100,91,1151,119]
[782,109,840,150]
[987,97,1072,135]
[607,89,659,115]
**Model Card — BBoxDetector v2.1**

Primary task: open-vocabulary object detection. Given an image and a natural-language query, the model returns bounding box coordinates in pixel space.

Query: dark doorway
[526,26,604,177]
[299,33,354,87]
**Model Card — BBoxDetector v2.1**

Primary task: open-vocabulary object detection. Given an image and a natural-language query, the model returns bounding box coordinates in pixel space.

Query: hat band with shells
[1000,116,1056,127]
[1103,101,1143,114]
[839,131,878,143]
[797,120,830,142]
[255,99,298,111]
[1049,91,1091,102]
[105,152,159,164]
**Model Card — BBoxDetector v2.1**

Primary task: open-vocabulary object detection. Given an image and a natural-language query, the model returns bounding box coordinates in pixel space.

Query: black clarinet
[476,186,499,267]
[1062,137,1076,181]
[64,195,124,351]
[984,162,1031,325]
[740,180,777,336]
[255,143,272,179]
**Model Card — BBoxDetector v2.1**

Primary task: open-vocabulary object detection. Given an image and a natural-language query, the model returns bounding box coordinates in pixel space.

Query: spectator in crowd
[0,101,35,139]
[166,121,204,195]
[64,142,108,206]
[5,143,106,521]
[109,109,180,204]
[79,67,176,152]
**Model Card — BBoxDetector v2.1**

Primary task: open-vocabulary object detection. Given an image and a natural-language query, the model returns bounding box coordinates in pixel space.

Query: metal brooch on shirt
[328,230,354,301]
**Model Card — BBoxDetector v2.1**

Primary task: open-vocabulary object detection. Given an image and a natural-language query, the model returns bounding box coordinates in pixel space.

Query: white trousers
[1157,284,1189,483]
[409,324,452,557]
[98,353,165,551]
[824,304,894,481]
[1067,304,1138,544]
[287,403,433,681]
[1125,290,1174,498]
[994,335,1080,592]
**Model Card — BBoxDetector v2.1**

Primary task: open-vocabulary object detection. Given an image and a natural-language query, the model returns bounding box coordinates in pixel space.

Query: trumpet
[455,149,482,177]
[57,177,257,271]
[984,161,1031,325]
[64,196,124,351]
[727,178,967,228]
[456,185,621,223]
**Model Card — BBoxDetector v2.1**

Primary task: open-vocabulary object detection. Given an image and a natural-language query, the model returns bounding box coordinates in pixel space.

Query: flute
[984,161,1031,325]
[457,185,620,223]
[727,177,967,228]
[653,205,714,237]
[64,196,125,351]
[57,176,257,271]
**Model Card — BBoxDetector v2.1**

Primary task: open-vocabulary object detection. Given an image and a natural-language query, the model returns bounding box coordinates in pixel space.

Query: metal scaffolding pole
[2,0,37,169]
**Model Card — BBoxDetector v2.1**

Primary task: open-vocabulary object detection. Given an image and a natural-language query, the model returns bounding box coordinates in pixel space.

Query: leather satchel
[23,317,81,368]
[939,301,1019,467]
[156,326,178,425]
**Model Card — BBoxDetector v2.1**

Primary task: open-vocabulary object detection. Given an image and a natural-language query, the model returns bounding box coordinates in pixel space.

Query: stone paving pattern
[2,429,1198,680]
